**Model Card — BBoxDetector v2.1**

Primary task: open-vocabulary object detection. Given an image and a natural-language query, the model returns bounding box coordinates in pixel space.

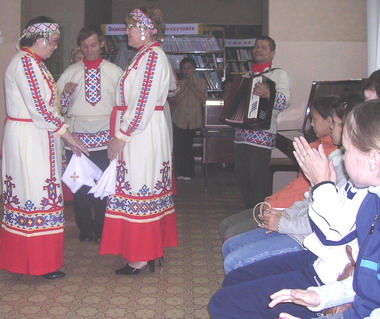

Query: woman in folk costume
[0,16,88,279]
[100,6,179,275]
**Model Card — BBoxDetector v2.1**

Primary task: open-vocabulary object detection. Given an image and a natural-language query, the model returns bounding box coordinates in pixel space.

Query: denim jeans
[209,250,321,319]
[222,228,303,274]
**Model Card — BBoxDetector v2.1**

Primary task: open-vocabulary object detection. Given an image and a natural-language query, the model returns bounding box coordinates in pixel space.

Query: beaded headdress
[130,9,157,40]
[19,22,60,42]
[130,9,156,31]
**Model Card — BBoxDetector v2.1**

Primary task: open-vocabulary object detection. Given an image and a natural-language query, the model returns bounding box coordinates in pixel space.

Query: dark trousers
[208,250,321,319]
[66,149,109,238]
[234,143,272,208]
[173,124,196,178]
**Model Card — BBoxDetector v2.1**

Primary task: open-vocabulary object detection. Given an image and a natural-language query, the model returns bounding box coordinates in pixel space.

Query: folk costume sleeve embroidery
[116,43,169,141]
[11,50,66,134]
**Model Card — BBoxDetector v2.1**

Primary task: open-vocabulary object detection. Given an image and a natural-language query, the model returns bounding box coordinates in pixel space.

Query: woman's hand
[269,288,321,309]
[258,208,283,233]
[107,137,126,160]
[293,136,337,186]
[61,131,89,157]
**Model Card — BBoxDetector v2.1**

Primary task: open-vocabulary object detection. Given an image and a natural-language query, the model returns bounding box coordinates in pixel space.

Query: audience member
[222,95,364,274]
[220,96,339,242]
[172,57,207,181]
[208,97,370,318]
[269,100,380,319]
[364,69,380,100]
[69,47,84,64]
[222,94,363,274]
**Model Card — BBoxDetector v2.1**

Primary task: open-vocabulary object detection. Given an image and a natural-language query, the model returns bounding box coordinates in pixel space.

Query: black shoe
[115,264,142,275]
[42,271,65,280]
[115,258,163,275]
[94,236,102,244]
[79,233,93,242]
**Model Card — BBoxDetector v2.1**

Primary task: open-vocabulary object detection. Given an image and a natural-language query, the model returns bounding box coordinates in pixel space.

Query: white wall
[269,0,367,130]
[276,41,367,130]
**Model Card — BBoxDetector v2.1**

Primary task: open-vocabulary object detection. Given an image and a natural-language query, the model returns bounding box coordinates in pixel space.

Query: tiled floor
[0,165,245,319]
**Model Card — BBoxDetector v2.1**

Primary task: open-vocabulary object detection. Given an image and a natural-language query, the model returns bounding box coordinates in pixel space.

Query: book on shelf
[167,53,222,70]
[163,36,221,53]
[209,71,222,90]
[226,48,252,61]
[198,72,222,91]
[102,35,127,56]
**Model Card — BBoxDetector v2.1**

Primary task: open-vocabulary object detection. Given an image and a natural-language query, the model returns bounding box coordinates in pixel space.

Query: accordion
[220,74,276,130]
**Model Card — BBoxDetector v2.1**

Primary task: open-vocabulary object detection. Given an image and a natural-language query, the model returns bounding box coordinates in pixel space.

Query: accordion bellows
[220,74,276,130]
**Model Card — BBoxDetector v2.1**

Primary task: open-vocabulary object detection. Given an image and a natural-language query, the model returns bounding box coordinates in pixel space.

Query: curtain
[368,0,380,74]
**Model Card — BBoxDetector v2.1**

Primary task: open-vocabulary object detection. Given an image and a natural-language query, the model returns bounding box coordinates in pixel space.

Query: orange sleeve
[266,136,337,209]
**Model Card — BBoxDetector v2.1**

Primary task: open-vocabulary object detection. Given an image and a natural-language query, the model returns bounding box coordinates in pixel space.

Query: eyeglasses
[48,38,59,46]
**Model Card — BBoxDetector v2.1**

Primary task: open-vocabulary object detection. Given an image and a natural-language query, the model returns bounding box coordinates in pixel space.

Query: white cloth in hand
[62,154,103,193]
[88,159,117,199]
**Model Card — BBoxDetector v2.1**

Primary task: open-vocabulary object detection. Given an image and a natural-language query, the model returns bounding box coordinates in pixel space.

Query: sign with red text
[165,23,202,35]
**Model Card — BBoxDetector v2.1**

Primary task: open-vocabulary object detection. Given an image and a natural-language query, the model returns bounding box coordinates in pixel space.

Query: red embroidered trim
[110,106,128,138]
[124,49,158,136]
[6,116,33,122]
[21,55,63,129]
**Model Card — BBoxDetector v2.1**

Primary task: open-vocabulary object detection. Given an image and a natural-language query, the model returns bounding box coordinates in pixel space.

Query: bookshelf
[225,38,255,76]
[100,24,135,67]
[101,34,128,63]
[163,24,225,98]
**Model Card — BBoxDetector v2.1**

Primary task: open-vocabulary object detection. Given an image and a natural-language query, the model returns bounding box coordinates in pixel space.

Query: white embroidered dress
[100,42,178,261]
[0,48,67,275]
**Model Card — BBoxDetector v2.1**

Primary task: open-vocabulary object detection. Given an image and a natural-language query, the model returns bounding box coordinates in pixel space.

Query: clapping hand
[293,136,337,186]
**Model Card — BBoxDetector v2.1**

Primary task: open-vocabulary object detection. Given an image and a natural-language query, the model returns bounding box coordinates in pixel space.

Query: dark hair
[254,35,276,51]
[77,25,104,46]
[332,92,364,120]
[312,95,339,119]
[364,69,380,98]
[20,16,57,47]
[345,100,380,153]
[180,57,196,70]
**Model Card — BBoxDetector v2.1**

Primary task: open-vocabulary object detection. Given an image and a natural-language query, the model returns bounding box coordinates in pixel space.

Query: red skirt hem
[99,212,178,262]
[0,227,64,275]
